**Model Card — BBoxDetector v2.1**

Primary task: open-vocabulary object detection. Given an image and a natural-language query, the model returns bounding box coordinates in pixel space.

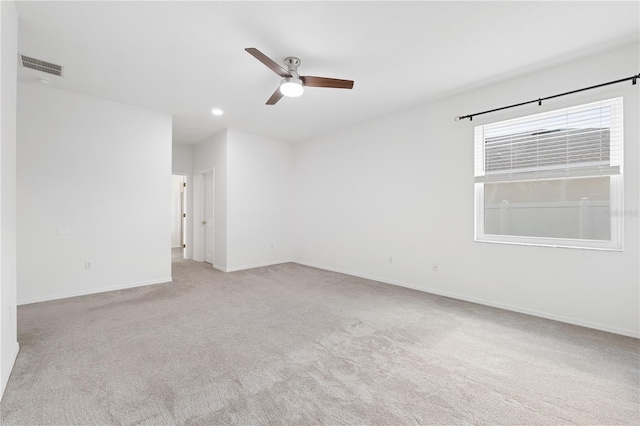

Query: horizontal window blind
[475,98,622,183]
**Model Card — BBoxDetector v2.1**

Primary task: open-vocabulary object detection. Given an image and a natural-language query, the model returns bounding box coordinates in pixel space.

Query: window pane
[484,177,611,240]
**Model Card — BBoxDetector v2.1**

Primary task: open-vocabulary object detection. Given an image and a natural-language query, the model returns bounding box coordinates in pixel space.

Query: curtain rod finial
[454,116,461,122]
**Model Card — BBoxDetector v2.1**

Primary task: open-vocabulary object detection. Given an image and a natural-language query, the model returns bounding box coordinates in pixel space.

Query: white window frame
[474,98,623,251]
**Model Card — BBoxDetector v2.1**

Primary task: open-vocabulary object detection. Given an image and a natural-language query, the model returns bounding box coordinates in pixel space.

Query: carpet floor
[0,257,638,425]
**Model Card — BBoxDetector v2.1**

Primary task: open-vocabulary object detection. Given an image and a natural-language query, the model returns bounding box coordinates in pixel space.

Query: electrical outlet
[432,263,439,272]
[85,260,93,270]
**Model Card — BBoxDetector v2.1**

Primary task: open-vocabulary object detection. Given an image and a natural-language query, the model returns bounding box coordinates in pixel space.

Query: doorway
[171,174,188,259]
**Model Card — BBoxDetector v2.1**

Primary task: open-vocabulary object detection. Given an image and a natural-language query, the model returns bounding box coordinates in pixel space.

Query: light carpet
[1,257,638,425]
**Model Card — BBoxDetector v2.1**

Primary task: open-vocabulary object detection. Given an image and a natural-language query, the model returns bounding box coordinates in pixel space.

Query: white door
[203,171,214,264]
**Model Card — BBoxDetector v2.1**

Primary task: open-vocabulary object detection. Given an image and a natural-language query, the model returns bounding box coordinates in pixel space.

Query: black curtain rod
[455,73,640,122]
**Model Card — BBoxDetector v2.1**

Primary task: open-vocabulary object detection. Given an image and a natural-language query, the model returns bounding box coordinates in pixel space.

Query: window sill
[474,236,623,252]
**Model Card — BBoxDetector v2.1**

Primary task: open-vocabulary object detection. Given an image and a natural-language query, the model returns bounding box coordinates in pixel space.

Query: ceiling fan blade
[266,87,284,105]
[301,76,354,89]
[245,48,291,78]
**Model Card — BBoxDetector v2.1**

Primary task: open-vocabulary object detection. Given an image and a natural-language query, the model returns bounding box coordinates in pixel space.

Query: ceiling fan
[245,47,354,105]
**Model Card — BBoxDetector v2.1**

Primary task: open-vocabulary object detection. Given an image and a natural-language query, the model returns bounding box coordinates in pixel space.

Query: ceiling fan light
[280,78,304,97]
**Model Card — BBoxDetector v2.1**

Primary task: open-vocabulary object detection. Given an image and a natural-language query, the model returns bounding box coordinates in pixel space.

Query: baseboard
[18,277,173,306]
[212,264,227,272]
[211,260,293,273]
[292,259,640,339]
[1,342,20,402]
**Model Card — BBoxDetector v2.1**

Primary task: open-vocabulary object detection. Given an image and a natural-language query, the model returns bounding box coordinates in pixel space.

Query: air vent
[20,55,63,77]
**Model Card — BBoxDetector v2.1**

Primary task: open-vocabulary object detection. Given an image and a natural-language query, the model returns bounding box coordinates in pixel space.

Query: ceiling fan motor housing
[284,57,301,77]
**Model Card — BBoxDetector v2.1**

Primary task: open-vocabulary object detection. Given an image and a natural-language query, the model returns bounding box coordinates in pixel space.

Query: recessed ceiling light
[211,108,223,116]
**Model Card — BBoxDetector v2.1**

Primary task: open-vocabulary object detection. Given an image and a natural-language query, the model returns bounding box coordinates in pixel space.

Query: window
[474,98,623,250]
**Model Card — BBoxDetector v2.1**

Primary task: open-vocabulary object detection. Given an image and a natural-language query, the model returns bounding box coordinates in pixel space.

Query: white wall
[190,129,293,272]
[226,129,293,271]
[293,42,640,337]
[192,130,227,268]
[0,0,19,401]
[172,142,193,175]
[17,83,173,304]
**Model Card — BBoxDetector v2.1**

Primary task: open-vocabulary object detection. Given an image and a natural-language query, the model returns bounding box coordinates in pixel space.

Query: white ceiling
[15,1,640,144]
